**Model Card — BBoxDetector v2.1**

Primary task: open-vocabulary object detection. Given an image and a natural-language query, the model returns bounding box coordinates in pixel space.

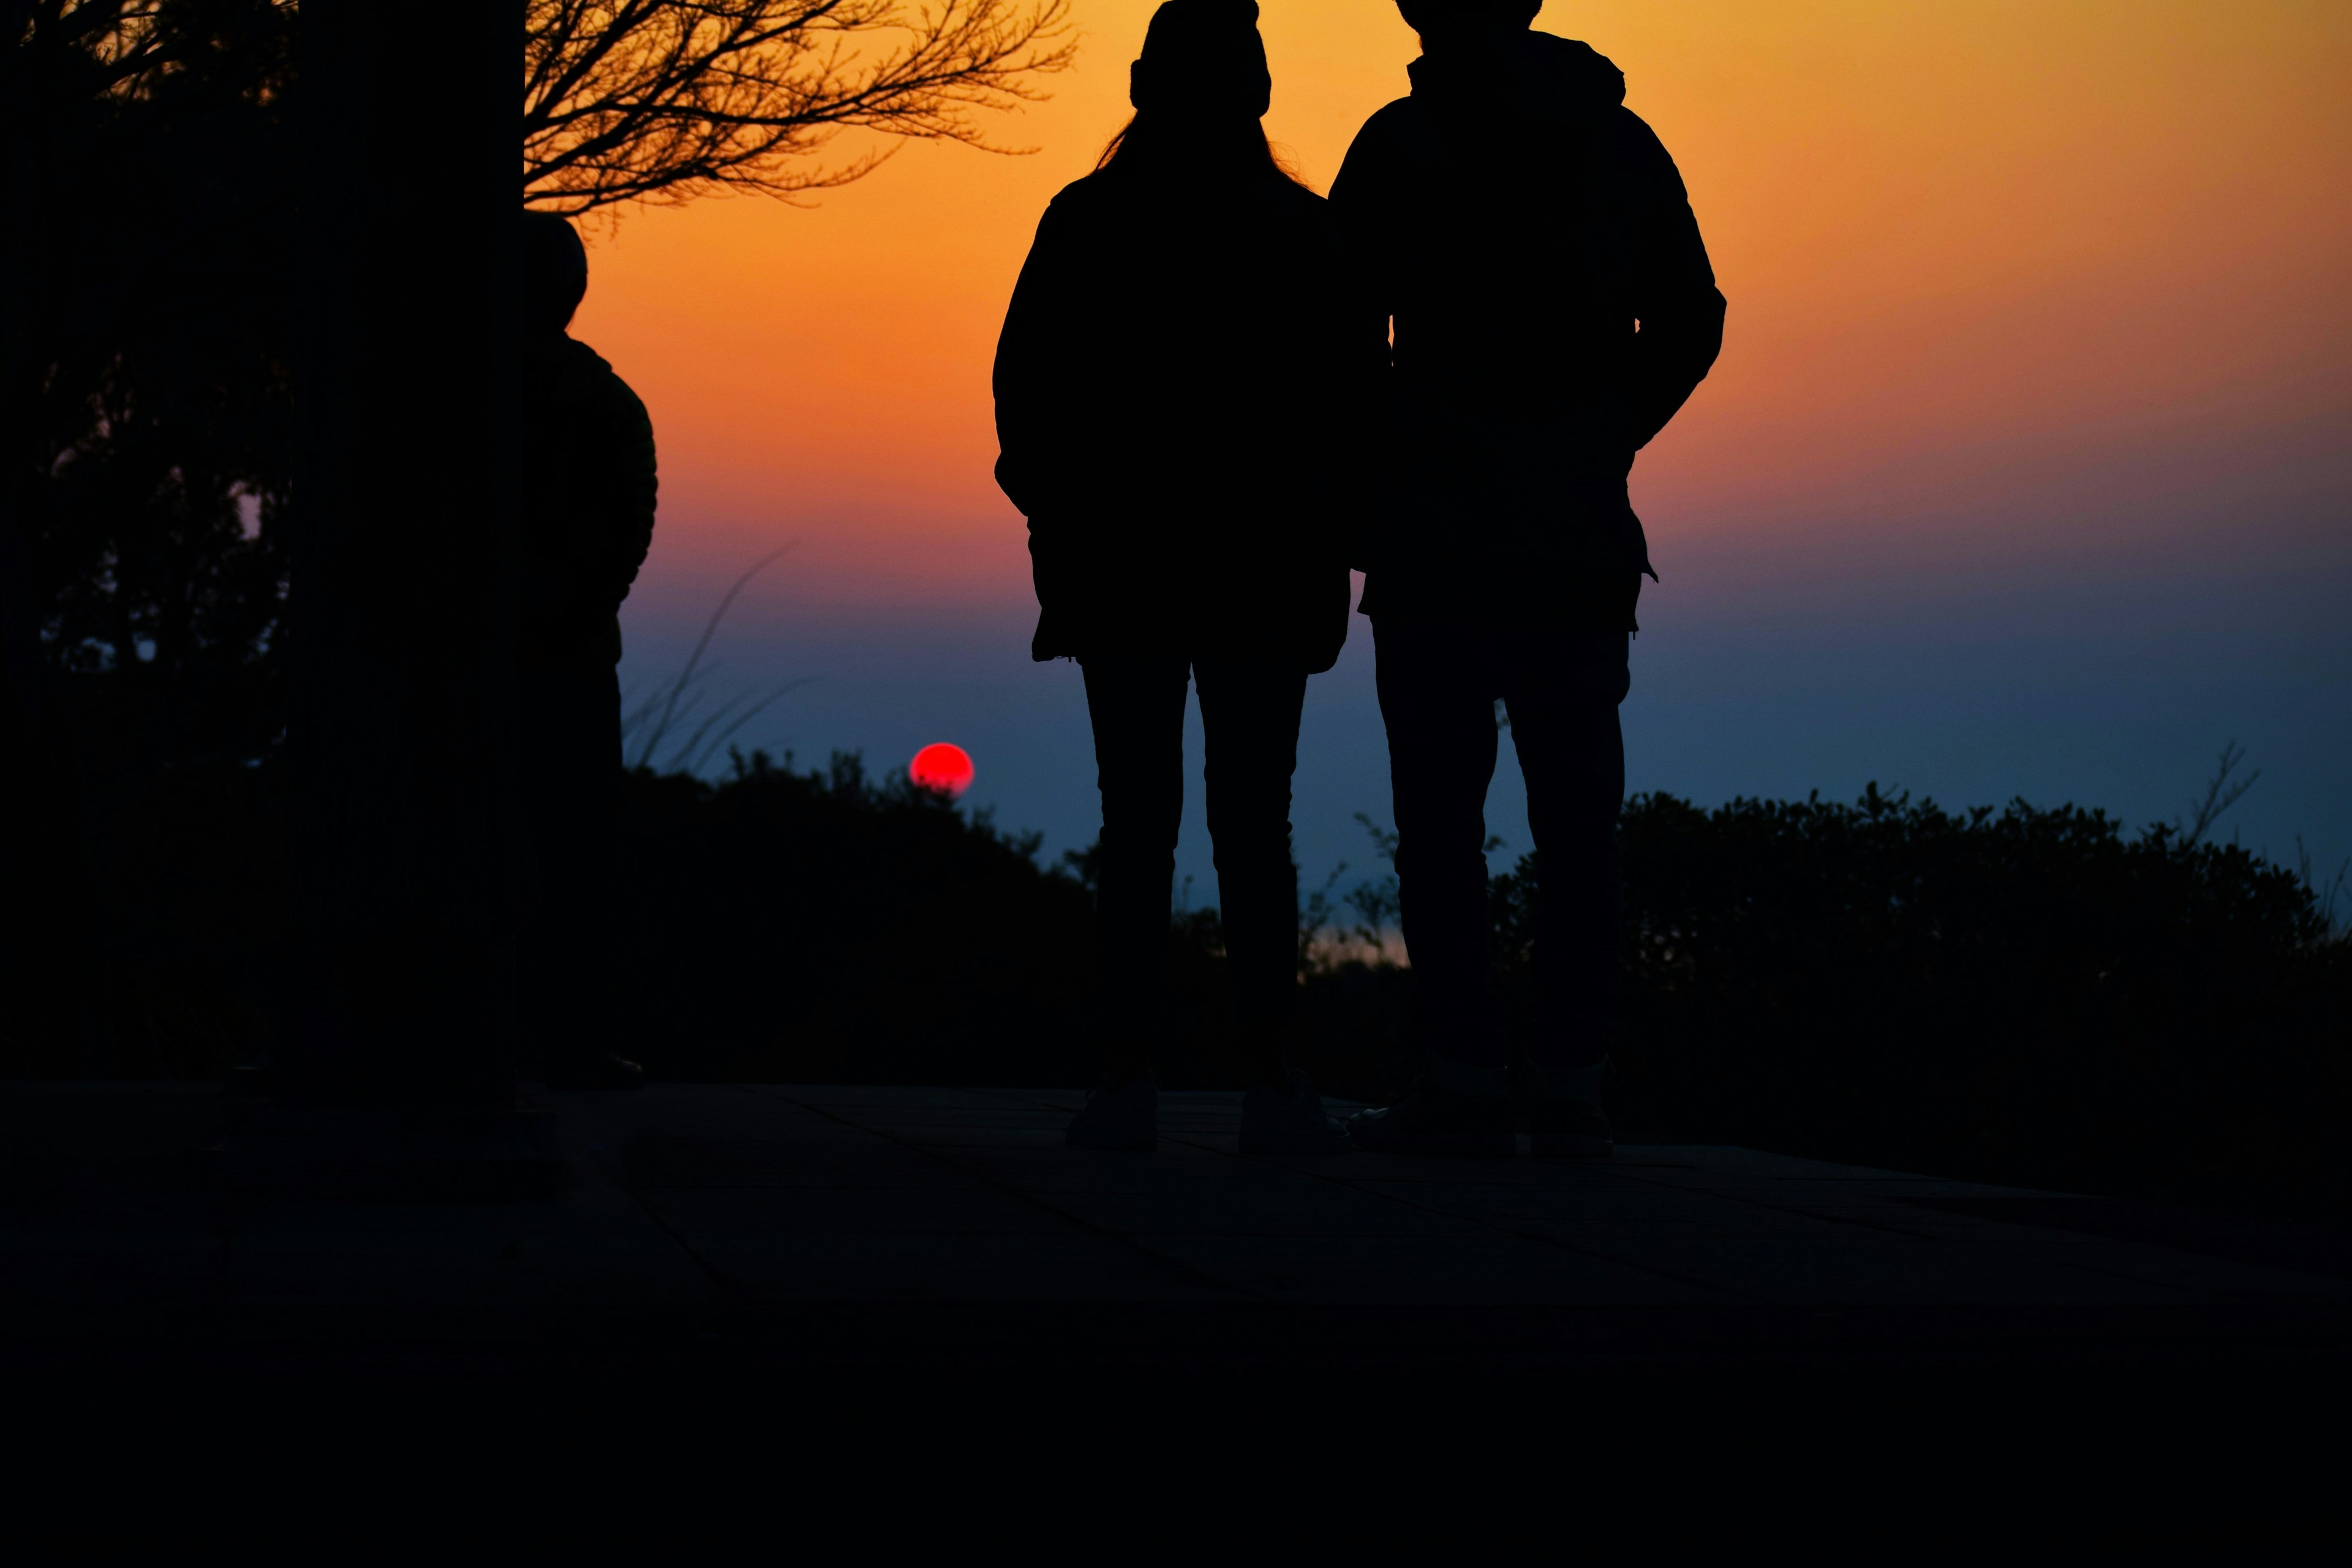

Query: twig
[631,543,794,771]
[685,677,816,774]
[2180,740,2260,848]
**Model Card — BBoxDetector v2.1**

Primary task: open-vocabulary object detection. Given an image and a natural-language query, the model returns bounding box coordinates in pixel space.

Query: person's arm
[604,374,658,610]
[1327,104,1408,348]
[991,196,1087,521]
[1619,114,1726,452]
[994,191,1111,657]
[1327,107,1408,576]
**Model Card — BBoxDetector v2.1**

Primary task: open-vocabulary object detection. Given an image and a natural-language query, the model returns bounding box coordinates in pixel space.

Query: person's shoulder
[1348,96,1426,153]
[1028,170,1133,243]
[1603,104,1678,174]
[1270,176,1329,213]
[526,332,612,391]
[555,336,651,428]
[557,334,616,377]
[1335,96,1434,197]
[1044,170,1121,217]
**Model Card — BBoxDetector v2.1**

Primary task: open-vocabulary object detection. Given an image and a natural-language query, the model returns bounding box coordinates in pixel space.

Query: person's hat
[1395,0,1541,43]
[1129,0,1272,119]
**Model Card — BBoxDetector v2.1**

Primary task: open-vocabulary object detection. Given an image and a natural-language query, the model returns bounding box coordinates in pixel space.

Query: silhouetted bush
[615,752,1098,1084]
[608,756,2349,1218]
[609,750,1410,1097]
[1498,787,2352,1218]
[10,742,2345,1221]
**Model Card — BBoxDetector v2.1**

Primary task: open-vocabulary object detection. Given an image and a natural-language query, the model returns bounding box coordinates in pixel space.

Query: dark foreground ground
[9,1080,2352,1471]
[4,1086,2352,1392]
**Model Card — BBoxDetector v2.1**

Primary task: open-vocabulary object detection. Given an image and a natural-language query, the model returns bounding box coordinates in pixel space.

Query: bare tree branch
[2180,739,2260,848]
[522,0,1077,215]
[5,2,228,108]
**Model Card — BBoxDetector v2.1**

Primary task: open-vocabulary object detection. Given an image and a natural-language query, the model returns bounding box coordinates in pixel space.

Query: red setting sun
[910,742,975,797]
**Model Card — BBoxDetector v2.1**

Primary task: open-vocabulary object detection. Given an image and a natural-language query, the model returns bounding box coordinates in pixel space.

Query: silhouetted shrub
[12,742,2346,1223]
[615,751,1099,1084]
[1493,787,2352,1218]
[612,762,2351,1221]
[606,750,1411,1097]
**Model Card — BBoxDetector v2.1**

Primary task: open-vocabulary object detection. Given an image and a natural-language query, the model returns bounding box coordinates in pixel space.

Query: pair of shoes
[1527,1057,1613,1159]
[1349,1050,1514,1156]
[1067,1072,1158,1151]
[1349,1054,1617,1158]
[545,1051,645,1091]
[1239,1068,1352,1155]
[1348,1084,1513,1156]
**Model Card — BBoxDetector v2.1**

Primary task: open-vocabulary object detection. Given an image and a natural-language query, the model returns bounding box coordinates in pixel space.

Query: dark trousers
[1081,654,1308,1039]
[518,665,620,1072]
[1374,615,1632,1071]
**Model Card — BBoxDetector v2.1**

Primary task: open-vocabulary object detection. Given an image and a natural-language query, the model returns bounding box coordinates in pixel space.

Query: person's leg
[1501,622,1632,1072]
[522,664,633,1085]
[1374,616,1506,1076]
[1080,652,1191,1085]
[1197,656,1354,1155]
[1496,605,1632,1158]
[1193,656,1308,1088]
[1349,616,1515,1152]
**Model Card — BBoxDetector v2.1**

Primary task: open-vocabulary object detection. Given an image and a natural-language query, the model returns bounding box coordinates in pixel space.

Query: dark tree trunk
[284,2,518,1109]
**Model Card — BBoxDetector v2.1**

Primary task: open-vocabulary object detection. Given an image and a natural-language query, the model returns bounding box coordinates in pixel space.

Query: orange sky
[577,0,2352,609]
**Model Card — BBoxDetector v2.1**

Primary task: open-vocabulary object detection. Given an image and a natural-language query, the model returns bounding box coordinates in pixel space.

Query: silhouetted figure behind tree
[519,213,658,1090]
[993,0,1384,1153]
[1335,0,1725,1155]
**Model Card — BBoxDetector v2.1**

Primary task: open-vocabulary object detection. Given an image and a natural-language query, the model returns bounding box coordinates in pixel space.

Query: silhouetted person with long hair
[519,212,658,1090]
[993,0,1383,1153]
[1335,1,1724,1154]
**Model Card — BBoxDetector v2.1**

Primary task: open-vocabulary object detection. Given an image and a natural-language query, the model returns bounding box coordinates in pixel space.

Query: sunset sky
[580,0,2352,895]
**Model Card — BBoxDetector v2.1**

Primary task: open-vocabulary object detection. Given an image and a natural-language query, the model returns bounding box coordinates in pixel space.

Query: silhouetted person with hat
[1335,1,1724,1154]
[519,212,657,1090]
[993,0,1385,1153]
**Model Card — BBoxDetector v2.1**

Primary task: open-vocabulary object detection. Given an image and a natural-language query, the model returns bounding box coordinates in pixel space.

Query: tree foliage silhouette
[1,0,299,1074]
[5,0,295,750]
[522,0,1076,214]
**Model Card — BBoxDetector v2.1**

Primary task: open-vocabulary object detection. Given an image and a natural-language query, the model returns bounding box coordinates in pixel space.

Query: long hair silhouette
[1093,113,1300,183]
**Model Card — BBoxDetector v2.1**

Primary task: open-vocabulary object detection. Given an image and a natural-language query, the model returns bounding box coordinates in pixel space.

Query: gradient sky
[581,0,2352,899]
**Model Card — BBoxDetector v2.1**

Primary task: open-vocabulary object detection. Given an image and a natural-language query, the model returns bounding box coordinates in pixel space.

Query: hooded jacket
[992,157,1386,670]
[1330,29,1725,624]
[518,332,658,669]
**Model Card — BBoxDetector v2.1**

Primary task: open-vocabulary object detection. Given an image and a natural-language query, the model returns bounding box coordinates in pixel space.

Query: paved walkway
[6,1082,2349,1389]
